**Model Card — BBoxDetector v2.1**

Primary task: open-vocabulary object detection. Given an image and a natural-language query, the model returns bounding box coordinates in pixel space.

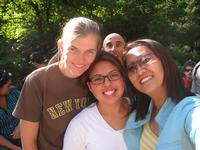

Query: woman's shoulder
[25,63,59,83]
[70,103,97,124]
[171,96,200,118]
[178,96,200,108]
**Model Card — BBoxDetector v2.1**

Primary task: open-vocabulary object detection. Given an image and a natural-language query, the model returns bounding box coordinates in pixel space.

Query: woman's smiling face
[60,34,99,78]
[126,46,165,97]
[87,60,125,105]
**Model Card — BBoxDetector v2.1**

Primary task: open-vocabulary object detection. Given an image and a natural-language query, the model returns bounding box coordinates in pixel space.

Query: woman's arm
[10,124,20,139]
[20,120,39,150]
[0,135,21,150]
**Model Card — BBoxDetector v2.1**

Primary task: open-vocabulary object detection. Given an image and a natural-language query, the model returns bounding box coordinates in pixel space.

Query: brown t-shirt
[13,63,92,150]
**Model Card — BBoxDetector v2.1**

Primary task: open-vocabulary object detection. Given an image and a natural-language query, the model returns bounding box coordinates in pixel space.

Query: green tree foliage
[0,0,200,86]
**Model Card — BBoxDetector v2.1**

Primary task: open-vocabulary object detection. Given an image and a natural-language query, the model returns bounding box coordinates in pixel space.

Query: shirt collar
[125,98,175,130]
[155,98,175,131]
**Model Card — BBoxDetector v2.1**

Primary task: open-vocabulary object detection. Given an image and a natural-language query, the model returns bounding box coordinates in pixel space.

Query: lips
[140,75,153,84]
[74,64,85,68]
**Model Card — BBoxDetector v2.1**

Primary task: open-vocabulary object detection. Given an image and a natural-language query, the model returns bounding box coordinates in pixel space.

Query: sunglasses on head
[185,68,193,72]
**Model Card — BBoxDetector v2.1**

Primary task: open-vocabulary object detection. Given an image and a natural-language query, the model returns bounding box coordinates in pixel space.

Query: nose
[76,53,85,63]
[111,45,116,51]
[103,77,112,85]
[136,64,146,75]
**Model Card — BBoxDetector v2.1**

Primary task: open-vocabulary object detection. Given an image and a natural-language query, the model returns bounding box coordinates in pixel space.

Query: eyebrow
[90,70,119,77]
[116,41,123,44]
[106,42,112,45]
[70,45,78,49]
[71,45,96,52]
[127,52,153,63]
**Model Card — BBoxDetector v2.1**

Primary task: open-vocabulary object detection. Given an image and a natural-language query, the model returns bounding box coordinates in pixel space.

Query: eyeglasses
[89,70,121,85]
[127,53,155,73]
[185,68,193,72]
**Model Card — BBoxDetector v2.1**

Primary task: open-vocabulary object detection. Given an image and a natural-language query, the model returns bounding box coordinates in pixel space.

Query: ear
[57,39,64,61]
[87,81,92,91]
[58,39,64,53]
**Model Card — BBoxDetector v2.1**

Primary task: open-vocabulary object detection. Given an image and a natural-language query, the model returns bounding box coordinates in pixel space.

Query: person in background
[30,51,46,69]
[63,51,131,150]
[17,51,46,91]
[191,61,200,96]
[102,33,125,63]
[0,70,21,150]
[13,17,101,150]
[123,39,199,150]
[182,60,195,91]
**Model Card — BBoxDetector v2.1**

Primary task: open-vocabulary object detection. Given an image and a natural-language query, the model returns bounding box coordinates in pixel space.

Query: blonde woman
[13,17,101,150]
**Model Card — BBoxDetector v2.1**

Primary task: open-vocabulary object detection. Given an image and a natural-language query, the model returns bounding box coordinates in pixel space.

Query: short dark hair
[30,51,44,64]
[183,60,195,69]
[0,69,12,88]
[125,39,192,120]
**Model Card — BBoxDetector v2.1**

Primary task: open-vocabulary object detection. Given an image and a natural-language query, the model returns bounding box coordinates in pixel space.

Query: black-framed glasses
[127,53,154,73]
[89,70,121,85]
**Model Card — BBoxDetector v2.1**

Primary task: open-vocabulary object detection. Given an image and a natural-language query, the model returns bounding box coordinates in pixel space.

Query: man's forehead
[108,34,123,40]
[106,39,123,44]
[106,37,124,45]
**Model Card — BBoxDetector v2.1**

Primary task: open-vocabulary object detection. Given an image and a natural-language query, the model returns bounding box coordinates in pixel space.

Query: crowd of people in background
[1,16,200,150]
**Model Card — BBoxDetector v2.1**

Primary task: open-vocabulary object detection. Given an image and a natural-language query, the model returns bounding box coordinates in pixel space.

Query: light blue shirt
[123,96,200,150]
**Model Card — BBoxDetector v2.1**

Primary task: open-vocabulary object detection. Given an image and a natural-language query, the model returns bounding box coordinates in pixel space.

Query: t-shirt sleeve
[184,105,200,149]
[62,116,86,150]
[13,72,43,122]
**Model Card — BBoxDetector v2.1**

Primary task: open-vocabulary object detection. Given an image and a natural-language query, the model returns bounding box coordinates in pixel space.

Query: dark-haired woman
[123,39,200,150]
[0,70,21,150]
[63,51,131,150]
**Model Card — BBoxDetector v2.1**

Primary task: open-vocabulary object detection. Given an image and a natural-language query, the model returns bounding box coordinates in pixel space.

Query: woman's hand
[12,145,22,150]
[10,124,20,139]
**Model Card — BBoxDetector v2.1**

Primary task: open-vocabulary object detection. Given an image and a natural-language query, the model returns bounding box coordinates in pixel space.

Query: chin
[72,70,86,77]
[137,87,152,95]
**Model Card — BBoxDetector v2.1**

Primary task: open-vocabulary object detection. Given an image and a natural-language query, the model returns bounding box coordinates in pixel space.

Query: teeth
[140,76,152,84]
[75,64,84,68]
[104,90,115,95]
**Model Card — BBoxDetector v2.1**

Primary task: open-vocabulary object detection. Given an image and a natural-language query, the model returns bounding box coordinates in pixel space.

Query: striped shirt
[0,86,20,138]
[140,123,158,150]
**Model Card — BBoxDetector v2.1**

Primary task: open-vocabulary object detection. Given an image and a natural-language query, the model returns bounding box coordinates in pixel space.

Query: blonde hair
[58,17,101,61]
[61,17,100,44]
